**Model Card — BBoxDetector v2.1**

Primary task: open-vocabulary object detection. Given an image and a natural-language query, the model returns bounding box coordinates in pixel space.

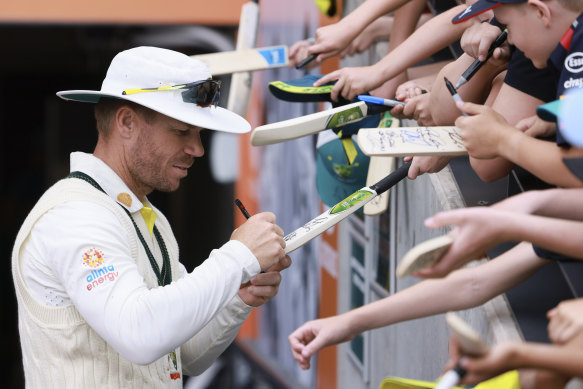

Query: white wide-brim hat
[57,46,251,134]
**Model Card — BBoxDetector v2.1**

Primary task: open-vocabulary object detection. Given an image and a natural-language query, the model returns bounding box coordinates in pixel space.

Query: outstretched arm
[308,0,411,63]
[455,102,583,188]
[367,0,427,100]
[313,4,478,101]
[418,207,583,277]
[490,187,583,219]
[547,298,583,345]
[445,320,583,385]
[466,83,544,183]
[289,243,547,369]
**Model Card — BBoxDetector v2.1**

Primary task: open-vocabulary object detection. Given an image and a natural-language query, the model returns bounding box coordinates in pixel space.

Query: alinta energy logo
[82,248,120,291]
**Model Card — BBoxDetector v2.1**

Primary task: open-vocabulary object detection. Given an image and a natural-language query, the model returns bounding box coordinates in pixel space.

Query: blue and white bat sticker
[258,46,287,66]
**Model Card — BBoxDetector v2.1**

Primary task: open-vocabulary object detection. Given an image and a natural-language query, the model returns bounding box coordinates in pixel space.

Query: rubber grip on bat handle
[434,365,466,389]
[365,102,393,116]
[369,161,411,195]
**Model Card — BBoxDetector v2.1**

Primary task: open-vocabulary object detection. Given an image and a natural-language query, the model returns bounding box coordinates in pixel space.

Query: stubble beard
[129,132,179,195]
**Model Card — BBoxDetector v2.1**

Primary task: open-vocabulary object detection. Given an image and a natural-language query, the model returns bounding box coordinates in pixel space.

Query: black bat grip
[369,161,411,195]
[454,364,467,378]
[364,102,392,116]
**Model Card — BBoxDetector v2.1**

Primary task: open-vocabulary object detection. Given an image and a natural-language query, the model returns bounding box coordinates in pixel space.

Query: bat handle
[434,365,466,389]
[370,161,411,195]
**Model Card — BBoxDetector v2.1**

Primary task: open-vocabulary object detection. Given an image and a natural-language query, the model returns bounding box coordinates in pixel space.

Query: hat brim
[536,99,560,122]
[268,75,352,106]
[558,90,583,148]
[57,89,251,134]
[451,1,501,24]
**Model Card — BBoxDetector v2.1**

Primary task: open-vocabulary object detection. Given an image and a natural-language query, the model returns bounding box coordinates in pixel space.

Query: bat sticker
[325,106,365,129]
[258,47,287,66]
[330,190,373,214]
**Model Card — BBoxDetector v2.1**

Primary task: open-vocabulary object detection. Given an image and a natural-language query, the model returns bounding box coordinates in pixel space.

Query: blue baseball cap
[452,0,525,24]
[316,130,370,207]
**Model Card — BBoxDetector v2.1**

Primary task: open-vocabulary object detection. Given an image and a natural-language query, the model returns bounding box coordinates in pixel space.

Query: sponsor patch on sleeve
[82,248,120,291]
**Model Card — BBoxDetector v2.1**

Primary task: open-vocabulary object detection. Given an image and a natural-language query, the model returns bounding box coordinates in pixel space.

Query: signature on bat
[369,127,464,151]
[284,215,331,242]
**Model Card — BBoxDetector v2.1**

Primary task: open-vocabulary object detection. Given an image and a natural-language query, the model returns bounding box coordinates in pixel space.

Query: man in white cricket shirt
[11,46,290,388]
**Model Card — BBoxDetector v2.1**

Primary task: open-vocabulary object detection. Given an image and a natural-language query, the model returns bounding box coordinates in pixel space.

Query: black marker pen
[235,198,251,219]
[455,27,508,89]
[296,53,317,69]
[235,198,267,273]
[444,77,469,117]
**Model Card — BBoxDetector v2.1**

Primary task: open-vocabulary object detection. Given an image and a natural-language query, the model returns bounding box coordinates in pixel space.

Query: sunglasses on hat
[121,79,221,108]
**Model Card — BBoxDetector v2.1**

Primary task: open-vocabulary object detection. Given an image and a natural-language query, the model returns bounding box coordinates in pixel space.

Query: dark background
[0,24,238,387]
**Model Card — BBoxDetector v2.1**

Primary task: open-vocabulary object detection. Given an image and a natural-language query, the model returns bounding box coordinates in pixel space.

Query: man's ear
[114,106,137,139]
[528,0,552,27]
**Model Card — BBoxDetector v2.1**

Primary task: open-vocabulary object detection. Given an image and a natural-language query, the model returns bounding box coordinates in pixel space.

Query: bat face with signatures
[284,187,376,254]
[283,162,411,254]
[357,126,467,157]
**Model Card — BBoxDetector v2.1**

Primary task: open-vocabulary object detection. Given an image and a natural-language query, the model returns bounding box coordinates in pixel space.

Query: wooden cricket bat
[284,161,411,254]
[364,112,400,216]
[445,312,489,356]
[227,0,259,116]
[356,126,468,157]
[434,313,489,389]
[191,45,288,76]
[396,235,455,278]
[250,100,395,146]
[211,0,260,184]
[364,157,395,216]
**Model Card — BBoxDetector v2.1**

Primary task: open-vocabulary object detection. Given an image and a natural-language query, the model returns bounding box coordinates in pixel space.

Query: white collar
[70,151,145,213]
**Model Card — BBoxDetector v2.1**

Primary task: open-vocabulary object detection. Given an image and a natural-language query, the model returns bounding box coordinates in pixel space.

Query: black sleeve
[504,48,558,103]
[532,244,578,262]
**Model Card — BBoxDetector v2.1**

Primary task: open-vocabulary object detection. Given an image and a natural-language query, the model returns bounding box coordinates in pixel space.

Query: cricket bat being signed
[284,161,411,254]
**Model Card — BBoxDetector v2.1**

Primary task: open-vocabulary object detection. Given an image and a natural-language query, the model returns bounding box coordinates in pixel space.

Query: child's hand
[547,299,583,345]
[460,22,511,67]
[288,40,319,70]
[515,115,557,138]
[308,22,360,62]
[313,65,383,101]
[455,102,517,159]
